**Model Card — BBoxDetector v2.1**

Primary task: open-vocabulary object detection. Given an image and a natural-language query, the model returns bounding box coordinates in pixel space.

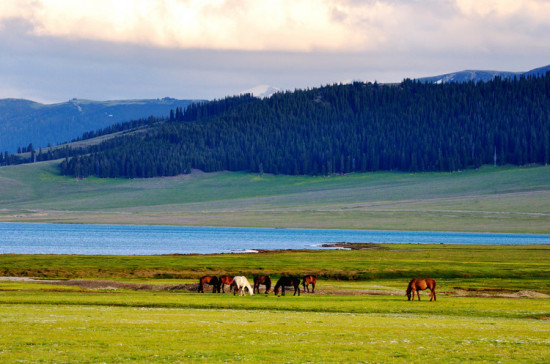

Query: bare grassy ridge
[1,161,550,232]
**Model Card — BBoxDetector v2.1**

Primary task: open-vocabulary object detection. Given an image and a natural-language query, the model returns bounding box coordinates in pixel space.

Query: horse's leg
[312,282,315,293]
[417,289,421,301]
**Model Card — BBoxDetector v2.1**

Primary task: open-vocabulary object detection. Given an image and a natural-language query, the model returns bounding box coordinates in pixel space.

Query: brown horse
[219,275,234,293]
[253,275,272,294]
[274,276,301,296]
[198,275,220,293]
[302,275,317,293]
[406,278,436,301]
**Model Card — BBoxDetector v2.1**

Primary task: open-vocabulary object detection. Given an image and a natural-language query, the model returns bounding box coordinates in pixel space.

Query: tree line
[36,74,550,178]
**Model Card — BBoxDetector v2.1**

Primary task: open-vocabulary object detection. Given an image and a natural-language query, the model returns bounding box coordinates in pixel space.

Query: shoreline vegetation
[1,244,548,292]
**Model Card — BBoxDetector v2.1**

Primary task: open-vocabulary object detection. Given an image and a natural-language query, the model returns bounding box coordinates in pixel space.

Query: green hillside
[1,160,549,233]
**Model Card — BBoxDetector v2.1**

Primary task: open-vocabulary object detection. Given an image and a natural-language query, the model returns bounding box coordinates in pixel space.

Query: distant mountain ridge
[417,65,550,84]
[0,97,199,153]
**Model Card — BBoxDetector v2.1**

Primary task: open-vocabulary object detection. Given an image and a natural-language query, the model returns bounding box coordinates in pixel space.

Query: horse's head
[274,286,280,296]
[406,290,411,300]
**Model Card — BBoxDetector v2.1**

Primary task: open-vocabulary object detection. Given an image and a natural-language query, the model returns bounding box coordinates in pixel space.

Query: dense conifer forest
[22,74,550,177]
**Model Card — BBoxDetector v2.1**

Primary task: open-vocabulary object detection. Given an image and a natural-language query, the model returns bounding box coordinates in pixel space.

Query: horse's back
[411,278,436,290]
[201,275,217,284]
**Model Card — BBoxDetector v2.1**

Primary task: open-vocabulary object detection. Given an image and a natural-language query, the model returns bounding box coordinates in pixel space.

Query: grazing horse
[253,275,272,294]
[198,275,220,293]
[232,276,254,296]
[406,278,436,301]
[274,276,301,296]
[302,275,317,293]
[219,275,234,293]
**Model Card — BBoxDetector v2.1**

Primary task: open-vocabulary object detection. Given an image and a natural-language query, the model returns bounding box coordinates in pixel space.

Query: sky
[1,0,549,103]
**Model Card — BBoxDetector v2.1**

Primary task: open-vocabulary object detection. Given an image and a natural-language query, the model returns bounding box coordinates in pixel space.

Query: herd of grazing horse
[198,274,317,296]
[198,274,437,300]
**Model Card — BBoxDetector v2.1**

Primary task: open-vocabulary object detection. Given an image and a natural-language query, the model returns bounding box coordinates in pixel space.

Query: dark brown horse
[274,276,301,296]
[406,278,436,301]
[302,275,317,293]
[253,275,272,294]
[198,275,220,293]
[219,275,234,293]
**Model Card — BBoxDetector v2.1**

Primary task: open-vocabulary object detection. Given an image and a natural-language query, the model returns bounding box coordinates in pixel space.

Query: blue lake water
[0,222,548,255]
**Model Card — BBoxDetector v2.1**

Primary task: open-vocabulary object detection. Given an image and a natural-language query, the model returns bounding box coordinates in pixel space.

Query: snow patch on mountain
[240,85,280,98]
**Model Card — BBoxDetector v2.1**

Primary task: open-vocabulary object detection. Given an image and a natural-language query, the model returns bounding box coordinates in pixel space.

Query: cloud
[1,0,549,53]
[1,1,550,103]
[0,0,369,51]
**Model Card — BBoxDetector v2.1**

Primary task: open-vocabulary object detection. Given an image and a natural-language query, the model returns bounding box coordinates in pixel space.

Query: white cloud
[0,0,375,51]
[1,0,550,103]
[1,0,549,53]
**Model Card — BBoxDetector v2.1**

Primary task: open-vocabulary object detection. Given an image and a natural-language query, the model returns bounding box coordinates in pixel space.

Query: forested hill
[59,74,550,178]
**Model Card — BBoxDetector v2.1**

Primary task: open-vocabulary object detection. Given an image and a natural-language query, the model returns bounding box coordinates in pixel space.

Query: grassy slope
[1,160,550,232]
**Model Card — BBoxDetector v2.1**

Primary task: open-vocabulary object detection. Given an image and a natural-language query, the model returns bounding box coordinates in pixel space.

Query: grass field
[0,245,549,362]
[1,162,549,361]
[1,160,550,232]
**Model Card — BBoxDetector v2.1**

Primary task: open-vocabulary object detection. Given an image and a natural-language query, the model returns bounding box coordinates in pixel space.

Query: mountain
[524,65,550,77]
[58,74,550,178]
[0,97,199,153]
[240,85,280,98]
[416,65,550,84]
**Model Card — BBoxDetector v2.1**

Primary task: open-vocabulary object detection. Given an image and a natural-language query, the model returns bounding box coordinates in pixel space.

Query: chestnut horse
[253,275,272,294]
[274,276,301,296]
[219,275,234,293]
[302,275,317,293]
[198,275,220,293]
[406,278,436,301]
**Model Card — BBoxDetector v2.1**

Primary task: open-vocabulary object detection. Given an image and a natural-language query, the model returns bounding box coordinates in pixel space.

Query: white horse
[232,276,254,296]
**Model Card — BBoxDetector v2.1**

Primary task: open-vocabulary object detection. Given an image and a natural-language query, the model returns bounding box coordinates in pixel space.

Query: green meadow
[1,162,550,361]
[0,245,549,362]
[1,160,550,232]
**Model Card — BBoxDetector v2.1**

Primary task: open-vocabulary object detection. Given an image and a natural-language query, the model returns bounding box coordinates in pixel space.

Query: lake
[0,222,549,255]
